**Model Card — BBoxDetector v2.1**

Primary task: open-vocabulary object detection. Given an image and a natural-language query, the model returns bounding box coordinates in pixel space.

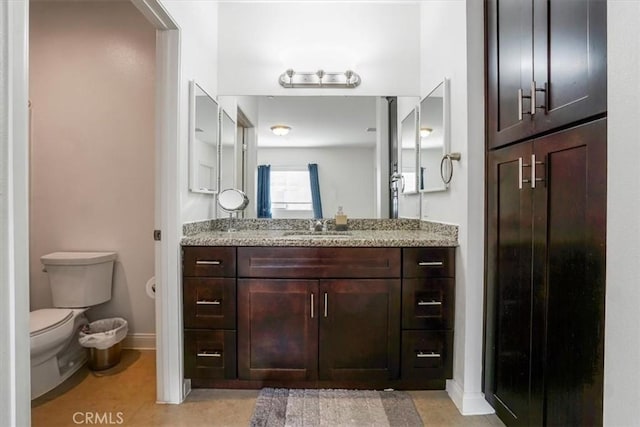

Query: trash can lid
[30,308,74,336]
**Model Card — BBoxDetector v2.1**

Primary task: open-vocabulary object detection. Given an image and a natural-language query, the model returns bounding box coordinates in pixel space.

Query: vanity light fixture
[420,127,433,138]
[279,68,361,88]
[270,125,291,136]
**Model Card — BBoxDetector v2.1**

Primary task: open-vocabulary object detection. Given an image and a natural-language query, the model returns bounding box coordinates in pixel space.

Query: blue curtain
[257,165,272,218]
[308,163,323,219]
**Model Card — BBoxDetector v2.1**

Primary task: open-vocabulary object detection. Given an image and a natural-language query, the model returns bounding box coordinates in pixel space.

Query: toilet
[30,251,117,399]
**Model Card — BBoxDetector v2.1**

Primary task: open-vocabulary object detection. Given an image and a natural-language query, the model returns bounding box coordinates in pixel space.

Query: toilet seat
[30,309,74,337]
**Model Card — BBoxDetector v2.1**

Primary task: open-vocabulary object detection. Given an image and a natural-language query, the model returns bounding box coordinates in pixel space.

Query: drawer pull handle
[197,352,222,358]
[418,261,444,267]
[196,260,221,265]
[417,352,441,359]
[418,300,442,306]
[196,300,221,305]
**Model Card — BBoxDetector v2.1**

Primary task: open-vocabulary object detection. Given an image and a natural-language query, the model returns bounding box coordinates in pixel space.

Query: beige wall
[29,1,156,335]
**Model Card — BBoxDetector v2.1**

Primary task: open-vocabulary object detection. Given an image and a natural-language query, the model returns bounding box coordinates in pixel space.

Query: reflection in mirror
[400,108,418,194]
[255,96,378,219]
[220,111,236,192]
[188,81,219,194]
[419,79,449,192]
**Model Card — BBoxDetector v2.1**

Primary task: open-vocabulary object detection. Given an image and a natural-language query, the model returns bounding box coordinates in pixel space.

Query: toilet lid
[30,309,74,337]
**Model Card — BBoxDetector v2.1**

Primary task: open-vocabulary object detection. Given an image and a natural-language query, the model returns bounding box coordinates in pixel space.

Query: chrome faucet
[309,219,328,232]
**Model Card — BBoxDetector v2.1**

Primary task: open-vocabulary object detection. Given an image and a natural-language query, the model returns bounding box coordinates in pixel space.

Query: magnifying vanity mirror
[189,81,219,194]
[218,188,249,231]
[400,108,418,194]
[419,78,450,192]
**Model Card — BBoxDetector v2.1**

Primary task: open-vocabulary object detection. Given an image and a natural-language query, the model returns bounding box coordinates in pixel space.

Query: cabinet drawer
[184,330,236,380]
[183,278,236,329]
[401,330,453,380]
[402,278,454,330]
[403,248,455,278]
[238,247,401,278]
[183,247,236,277]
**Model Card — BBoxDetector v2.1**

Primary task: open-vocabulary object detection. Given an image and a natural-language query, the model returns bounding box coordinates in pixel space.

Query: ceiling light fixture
[279,69,361,88]
[420,127,433,138]
[270,125,291,136]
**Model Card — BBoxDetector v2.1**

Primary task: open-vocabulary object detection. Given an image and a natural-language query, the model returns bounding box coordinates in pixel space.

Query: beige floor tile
[32,350,503,426]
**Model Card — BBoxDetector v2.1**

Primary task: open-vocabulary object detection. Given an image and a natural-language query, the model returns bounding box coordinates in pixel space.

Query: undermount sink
[282,231,353,238]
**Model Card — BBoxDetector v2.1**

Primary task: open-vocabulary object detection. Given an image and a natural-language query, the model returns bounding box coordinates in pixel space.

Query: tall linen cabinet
[483,0,607,425]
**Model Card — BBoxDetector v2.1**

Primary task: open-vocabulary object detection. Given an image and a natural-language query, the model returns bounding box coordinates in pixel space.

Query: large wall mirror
[419,78,449,192]
[400,108,418,194]
[188,81,219,194]
[219,110,236,192]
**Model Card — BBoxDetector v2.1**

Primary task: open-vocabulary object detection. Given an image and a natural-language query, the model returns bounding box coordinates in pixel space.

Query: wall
[217,1,420,96]
[160,1,220,223]
[29,2,156,335]
[257,147,376,218]
[418,0,491,415]
[604,1,640,424]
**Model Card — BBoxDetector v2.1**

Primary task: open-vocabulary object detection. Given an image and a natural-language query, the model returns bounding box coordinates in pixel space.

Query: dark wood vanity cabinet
[401,248,455,383]
[183,247,237,381]
[486,0,606,149]
[184,245,455,389]
[485,119,607,426]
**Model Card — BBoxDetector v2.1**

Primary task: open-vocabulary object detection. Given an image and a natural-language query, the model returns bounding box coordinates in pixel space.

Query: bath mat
[250,388,424,427]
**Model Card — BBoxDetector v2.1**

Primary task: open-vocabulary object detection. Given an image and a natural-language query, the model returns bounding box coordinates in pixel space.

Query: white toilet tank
[41,252,117,308]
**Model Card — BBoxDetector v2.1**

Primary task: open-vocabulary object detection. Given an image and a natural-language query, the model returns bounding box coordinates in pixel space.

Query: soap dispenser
[335,206,348,231]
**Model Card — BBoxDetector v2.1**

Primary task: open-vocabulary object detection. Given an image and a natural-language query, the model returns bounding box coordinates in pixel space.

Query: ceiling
[256,96,378,148]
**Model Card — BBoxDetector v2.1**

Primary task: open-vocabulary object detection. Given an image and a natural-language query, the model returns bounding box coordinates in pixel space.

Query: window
[270,170,312,212]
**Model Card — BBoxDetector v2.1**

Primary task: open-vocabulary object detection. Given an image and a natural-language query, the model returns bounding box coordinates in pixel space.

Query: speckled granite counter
[181,218,458,247]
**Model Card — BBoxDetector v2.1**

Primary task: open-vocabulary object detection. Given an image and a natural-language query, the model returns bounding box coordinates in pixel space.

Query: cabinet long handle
[196,260,221,265]
[531,154,544,189]
[418,261,443,267]
[418,300,442,306]
[196,300,221,305]
[417,352,440,358]
[197,351,221,358]
[324,292,328,318]
[518,88,532,121]
[519,157,532,189]
[310,293,314,319]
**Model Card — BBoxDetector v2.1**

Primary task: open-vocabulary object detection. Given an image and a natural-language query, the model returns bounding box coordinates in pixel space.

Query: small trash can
[79,318,128,371]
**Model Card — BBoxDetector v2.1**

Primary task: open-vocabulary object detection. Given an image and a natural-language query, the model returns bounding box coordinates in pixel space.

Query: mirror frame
[399,107,419,195]
[188,80,219,195]
[418,78,450,193]
[219,109,237,192]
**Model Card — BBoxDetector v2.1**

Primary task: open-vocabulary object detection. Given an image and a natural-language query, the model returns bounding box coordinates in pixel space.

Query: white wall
[218,1,420,96]
[418,0,491,415]
[604,1,640,425]
[257,147,376,218]
[160,1,220,223]
[29,2,156,335]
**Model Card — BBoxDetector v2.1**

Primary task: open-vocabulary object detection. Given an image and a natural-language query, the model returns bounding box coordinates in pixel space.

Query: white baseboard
[122,333,156,350]
[446,379,495,415]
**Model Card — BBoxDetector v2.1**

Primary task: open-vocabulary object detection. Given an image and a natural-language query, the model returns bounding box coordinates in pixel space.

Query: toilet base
[31,326,88,400]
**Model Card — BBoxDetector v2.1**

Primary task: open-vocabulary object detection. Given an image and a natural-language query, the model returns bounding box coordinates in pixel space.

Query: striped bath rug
[250,388,424,427]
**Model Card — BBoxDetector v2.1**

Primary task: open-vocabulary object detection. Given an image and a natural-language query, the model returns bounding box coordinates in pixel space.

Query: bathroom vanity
[181,219,457,390]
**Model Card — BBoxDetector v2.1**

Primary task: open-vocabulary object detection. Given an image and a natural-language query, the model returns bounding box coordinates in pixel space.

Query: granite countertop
[181,219,458,247]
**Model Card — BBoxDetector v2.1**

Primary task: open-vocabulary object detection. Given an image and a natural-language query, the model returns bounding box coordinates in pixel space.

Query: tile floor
[32,350,504,426]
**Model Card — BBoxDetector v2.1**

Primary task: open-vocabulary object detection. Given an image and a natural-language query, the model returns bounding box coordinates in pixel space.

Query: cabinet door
[485,142,534,426]
[531,119,606,426]
[237,279,318,381]
[532,0,606,134]
[319,279,400,381]
[486,0,535,148]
